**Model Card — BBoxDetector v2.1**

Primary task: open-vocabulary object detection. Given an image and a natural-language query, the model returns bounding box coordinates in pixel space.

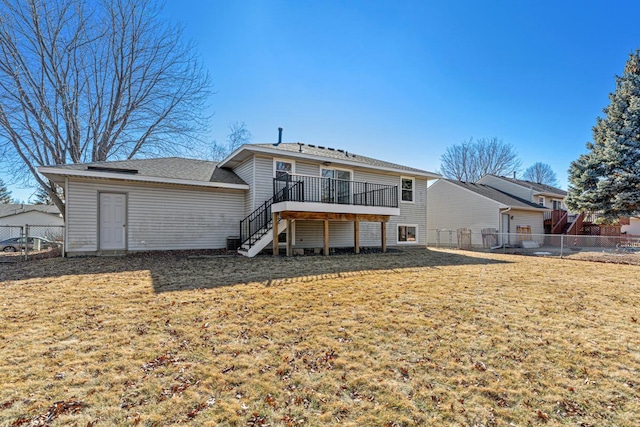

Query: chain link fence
[0,225,23,241]
[427,228,640,257]
[0,224,64,261]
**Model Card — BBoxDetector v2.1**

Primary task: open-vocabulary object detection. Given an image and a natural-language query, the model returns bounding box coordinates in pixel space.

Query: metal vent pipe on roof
[273,127,283,146]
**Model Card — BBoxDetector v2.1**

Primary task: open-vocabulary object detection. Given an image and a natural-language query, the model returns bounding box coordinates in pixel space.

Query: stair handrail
[565,212,584,235]
[239,182,304,249]
[550,210,569,234]
[239,187,284,248]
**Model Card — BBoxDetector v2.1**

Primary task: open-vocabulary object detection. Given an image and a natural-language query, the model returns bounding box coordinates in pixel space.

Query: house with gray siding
[427,179,549,248]
[39,142,440,257]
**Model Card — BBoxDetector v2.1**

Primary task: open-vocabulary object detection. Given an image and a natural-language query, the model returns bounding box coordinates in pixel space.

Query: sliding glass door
[321,168,351,204]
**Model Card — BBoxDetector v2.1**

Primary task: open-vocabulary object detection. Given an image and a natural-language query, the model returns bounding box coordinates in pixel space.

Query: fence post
[560,234,564,258]
[24,224,29,261]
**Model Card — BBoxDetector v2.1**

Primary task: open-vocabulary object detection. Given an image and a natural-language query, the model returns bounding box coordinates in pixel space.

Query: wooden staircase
[237,219,287,258]
[545,210,620,236]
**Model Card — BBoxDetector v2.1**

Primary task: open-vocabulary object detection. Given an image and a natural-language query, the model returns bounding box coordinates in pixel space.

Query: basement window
[397,224,418,244]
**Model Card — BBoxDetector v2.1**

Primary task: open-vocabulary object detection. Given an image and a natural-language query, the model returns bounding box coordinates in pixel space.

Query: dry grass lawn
[1,249,639,426]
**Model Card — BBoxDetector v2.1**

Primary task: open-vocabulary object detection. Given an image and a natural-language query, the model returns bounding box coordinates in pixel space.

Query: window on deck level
[274,160,293,179]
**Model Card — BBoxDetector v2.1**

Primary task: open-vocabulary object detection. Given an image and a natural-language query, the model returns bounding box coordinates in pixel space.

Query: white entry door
[100,193,126,250]
[501,213,510,246]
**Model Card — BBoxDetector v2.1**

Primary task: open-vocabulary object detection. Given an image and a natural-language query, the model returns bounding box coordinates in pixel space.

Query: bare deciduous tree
[211,121,252,161]
[227,121,252,153]
[522,162,559,186]
[0,0,211,216]
[439,137,521,182]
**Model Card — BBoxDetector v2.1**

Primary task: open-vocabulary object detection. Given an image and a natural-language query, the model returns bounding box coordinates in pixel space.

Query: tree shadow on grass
[0,248,510,293]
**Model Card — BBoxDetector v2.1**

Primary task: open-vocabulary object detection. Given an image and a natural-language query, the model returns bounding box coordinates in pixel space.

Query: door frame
[501,212,510,246]
[319,166,353,204]
[98,191,128,251]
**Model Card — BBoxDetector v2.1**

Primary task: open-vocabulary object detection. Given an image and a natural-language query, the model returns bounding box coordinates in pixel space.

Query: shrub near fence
[427,229,640,257]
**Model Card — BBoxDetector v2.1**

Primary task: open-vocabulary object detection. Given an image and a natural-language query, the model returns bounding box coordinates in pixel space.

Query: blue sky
[7,0,640,201]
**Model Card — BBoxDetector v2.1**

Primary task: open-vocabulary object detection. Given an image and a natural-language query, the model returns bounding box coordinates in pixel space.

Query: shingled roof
[0,204,61,218]
[251,143,439,177]
[485,174,567,196]
[41,157,247,186]
[447,180,550,210]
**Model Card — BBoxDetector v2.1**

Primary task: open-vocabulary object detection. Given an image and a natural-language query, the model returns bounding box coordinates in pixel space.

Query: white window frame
[400,176,415,204]
[397,224,418,244]
[273,158,295,178]
[318,165,353,179]
[538,196,545,206]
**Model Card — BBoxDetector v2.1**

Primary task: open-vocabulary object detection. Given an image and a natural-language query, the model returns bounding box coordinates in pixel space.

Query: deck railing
[273,173,398,208]
[239,187,287,249]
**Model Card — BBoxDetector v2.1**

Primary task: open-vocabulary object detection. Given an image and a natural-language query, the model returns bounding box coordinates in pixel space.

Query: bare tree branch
[439,137,521,182]
[522,162,559,186]
[210,121,252,161]
[0,0,211,216]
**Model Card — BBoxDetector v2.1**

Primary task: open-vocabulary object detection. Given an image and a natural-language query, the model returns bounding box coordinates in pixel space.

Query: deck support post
[354,220,360,254]
[286,219,292,256]
[381,222,387,253]
[323,220,329,256]
[272,213,279,256]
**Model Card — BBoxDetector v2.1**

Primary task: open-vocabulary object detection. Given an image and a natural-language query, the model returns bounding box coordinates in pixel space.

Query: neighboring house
[427,179,549,247]
[621,216,640,236]
[0,204,63,227]
[475,175,578,234]
[477,175,567,210]
[38,143,440,257]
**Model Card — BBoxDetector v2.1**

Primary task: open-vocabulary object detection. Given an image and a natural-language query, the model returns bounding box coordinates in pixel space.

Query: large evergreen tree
[0,178,11,203]
[566,51,640,222]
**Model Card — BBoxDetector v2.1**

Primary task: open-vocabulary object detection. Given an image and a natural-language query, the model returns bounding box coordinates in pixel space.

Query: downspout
[64,176,68,258]
[500,207,512,247]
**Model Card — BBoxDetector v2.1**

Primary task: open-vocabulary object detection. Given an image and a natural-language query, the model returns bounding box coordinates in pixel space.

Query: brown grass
[1,249,639,426]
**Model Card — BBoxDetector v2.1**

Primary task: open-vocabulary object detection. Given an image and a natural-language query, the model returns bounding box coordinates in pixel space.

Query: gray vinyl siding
[269,169,427,249]
[296,161,320,176]
[254,156,275,210]
[253,157,321,210]
[294,221,354,248]
[427,179,501,247]
[65,180,99,252]
[244,153,431,250]
[232,157,254,216]
[353,170,427,246]
[66,179,244,254]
